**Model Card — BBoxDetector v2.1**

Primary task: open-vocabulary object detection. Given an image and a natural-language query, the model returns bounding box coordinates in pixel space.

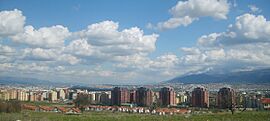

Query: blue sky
[0,0,270,84]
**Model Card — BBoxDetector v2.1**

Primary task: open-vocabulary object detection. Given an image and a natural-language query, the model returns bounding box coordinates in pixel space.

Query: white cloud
[150,54,179,69]
[198,13,270,47]
[21,48,80,65]
[75,21,158,54]
[17,63,50,72]
[205,49,225,60]
[182,13,270,74]
[55,66,65,71]
[248,5,262,13]
[0,55,13,63]
[0,9,25,37]
[22,48,59,61]
[170,0,229,19]
[59,54,81,65]
[113,53,181,77]
[0,10,165,83]
[76,21,119,44]
[197,33,222,47]
[180,47,207,65]
[11,25,70,48]
[0,44,16,63]
[0,63,50,73]
[149,0,229,30]
[181,47,201,55]
[156,16,197,30]
[0,44,16,55]
[226,43,270,64]
[65,39,94,57]
[70,21,159,63]
[233,14,270,40]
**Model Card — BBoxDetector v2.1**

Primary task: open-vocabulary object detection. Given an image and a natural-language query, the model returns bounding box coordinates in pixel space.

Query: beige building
[8,89,17,100]
[28,92,37,101]
[49,90,58,102]
[0,90,10,100]
[57,89,66,100]
[17,90,28,101]
[89,93,96,103]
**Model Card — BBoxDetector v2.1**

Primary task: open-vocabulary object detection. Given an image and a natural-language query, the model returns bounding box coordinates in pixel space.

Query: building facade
[192,87,209,108]
[129,90,136,104]
[49,90,58,102]
[135,87,153,107]
[100,92,110,105]
[217,87,236,109]
[159,87,176,107]
[111,87,130,105]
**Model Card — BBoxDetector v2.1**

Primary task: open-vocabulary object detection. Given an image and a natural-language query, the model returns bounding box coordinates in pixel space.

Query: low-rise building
[261,98,270,110]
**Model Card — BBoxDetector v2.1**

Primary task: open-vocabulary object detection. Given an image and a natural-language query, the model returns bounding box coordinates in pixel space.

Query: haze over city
[1,0,270,85]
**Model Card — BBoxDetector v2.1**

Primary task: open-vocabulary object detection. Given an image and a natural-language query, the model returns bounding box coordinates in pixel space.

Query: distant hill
[0,76,87,86]
[166,68,270,84]
[0,76,57,86]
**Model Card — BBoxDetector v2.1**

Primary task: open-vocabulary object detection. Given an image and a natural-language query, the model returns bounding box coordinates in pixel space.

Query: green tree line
[0,100,21,113]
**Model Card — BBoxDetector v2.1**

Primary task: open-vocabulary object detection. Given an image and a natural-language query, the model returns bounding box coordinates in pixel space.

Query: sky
[0,0,270,84]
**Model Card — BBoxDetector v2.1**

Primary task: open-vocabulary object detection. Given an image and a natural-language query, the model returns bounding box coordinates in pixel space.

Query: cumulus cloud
[198,13,270,47]
[0,44,16,63]
[155,16,196,30]
[0,9,164,83]
[70,21,159,63]
[248,5,262,13]
[182,13,270,74]
[178,44,270,75]
[11,25,71,48]
[0,9,25,37]
[233,14,270,40]
[21,48,80,65]
[0,9,70,49]
[0,63,50,73]
[148,0,229,30]
[197,33,223,47]
[65,39,94,57]
[151,54,179,68]
[113,53,182,78]
[22,48,59,61]
[226,43,270,65]
[0,44,16,55]
[170,0,229,19]
[75,21,158,54]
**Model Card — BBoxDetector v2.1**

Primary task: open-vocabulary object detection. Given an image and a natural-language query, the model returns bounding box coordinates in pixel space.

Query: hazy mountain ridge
[0,76,65,86]
[167,68,270,84]
[1,68,270,85]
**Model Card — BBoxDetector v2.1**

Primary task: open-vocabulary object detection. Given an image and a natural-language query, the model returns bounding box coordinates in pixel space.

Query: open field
[22,101,69,107]
[0,110,269,121]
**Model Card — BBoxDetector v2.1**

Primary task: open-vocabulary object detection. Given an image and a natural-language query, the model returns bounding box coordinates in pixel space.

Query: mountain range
[1,68,270,85]
[166,68,270,84]
[0,76,74,86]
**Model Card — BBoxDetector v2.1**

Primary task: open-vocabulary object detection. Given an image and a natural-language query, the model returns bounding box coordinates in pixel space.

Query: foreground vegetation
[0,100,21,113]
[22,101,70,107]
[0,110,269,121]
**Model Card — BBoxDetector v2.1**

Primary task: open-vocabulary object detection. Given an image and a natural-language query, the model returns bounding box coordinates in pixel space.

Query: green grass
[22,101,70,107]
[0,110,269,121]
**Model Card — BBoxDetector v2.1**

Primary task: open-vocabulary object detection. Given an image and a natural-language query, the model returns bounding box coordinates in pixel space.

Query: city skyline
[1,83,269,120]
[1,0,270,84]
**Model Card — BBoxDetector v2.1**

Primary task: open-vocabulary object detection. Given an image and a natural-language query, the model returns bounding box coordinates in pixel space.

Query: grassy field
[22,101,69,107]
[0,110,269,121]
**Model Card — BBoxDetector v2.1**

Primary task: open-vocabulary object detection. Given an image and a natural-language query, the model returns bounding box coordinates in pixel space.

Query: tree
[74,93,91,111]
[0,100,21,113]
